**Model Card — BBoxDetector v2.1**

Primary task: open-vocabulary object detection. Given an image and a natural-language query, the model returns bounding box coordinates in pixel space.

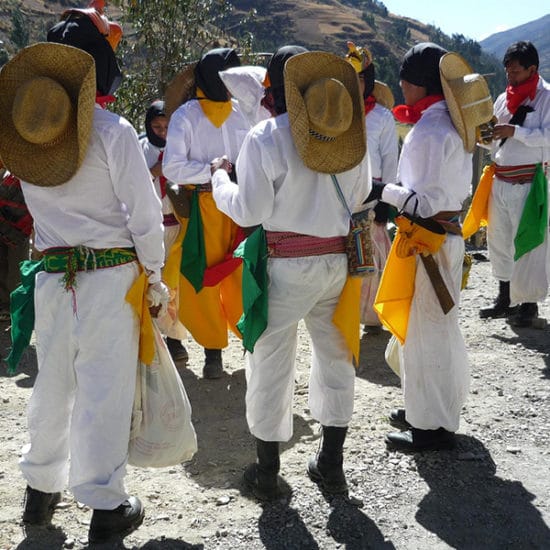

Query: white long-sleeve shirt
[492,76,550,166]
[211,113,372,236]
[366,103,399,182]
[163,99,251,185]
[22,105,165,277]
[381,101,472,218]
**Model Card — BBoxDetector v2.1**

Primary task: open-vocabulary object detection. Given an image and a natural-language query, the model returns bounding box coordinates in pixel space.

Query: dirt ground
[1,247,550,549]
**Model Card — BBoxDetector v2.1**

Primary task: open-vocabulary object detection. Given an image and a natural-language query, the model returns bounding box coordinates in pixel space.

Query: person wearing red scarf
[364,43,472,452]
[479,41,550,327]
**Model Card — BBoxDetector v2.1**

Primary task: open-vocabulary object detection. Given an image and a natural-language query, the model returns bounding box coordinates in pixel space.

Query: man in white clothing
[479,41,550,327]
[369,43,473,451]
[0,12,168,543]
[211,47,371,500]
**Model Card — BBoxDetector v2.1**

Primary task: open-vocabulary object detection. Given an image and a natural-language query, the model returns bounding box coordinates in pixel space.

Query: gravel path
[1,248,549,549]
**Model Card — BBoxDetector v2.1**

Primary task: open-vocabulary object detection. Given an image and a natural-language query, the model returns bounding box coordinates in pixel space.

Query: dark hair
[503,41,539,70]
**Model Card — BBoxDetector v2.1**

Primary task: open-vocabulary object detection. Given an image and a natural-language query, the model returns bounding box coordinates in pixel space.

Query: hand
[364,181,386,204]
[492,123,515,141]
[146,281,170,318]
[150,161,163,178]
[210,155,232,175]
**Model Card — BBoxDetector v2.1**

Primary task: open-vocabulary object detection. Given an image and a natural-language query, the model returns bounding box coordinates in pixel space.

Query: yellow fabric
[125,270,155,365]
[196,87,233,128]
[462,163,495,240]
[332,275,362,364]
[176,189,243,348]
[374,216,446,344]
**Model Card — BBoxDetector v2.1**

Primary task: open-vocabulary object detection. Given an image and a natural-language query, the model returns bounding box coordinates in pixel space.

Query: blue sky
[382,1,549,41]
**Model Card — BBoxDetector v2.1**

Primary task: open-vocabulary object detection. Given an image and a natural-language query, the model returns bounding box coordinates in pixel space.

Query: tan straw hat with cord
[0,42,96,186]
[439,52,494,153]
[285,51,366,174]
[373,80,395,110]
[164,62,198,120]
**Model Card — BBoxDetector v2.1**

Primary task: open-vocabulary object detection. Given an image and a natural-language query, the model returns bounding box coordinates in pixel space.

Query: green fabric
[234,227,268,353]
[5,259,44,374]
[180,189,207,293]
[514,164,548,261]
[43,247,137,273]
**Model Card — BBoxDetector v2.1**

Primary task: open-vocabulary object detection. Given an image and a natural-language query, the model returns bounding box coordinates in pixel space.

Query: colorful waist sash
[266,231,346,258]
[495,163,539,184]
[43,246,137,273]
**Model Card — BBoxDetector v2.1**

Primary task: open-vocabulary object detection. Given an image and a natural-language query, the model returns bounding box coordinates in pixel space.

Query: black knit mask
[399,42,447,95]
[145,101,166,148]
[194,48,240,102]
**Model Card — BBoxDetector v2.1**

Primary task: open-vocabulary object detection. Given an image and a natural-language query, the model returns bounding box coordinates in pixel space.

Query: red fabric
[202,227,245,287]
[0,174,33,246]
[506,72,539,115]
[95,92,116,109]
[392,94,444,124]
[157,151,167,198]
[364,95,376,116]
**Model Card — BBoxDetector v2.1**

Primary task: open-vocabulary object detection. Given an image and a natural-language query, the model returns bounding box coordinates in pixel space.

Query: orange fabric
[332,276,362,364]
[462,163,495,240]
[176,190,243,348]
[196,88,233,128]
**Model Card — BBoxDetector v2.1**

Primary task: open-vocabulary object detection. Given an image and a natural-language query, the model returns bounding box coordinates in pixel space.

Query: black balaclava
[360,63,375,99]
[47,13,122,96]
[145,100,166,148]
[194,48,240,102]
[399,42,447,95]
[266,45,308,115]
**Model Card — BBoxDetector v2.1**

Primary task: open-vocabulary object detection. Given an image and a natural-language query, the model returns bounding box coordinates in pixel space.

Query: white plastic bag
[129,323,197,467]
[385,334,401,378]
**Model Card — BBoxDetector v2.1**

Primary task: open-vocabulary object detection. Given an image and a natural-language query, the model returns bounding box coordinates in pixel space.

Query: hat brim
[0,42,96,186]
[164,62,197,120]
[285,51,366,174]
[440,52,493,153]
[373,80,394,110]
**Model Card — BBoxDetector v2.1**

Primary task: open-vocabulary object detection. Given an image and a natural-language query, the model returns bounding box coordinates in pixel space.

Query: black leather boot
[203,348,223,379]
[22,486,61,525]
[508,302,538,327]
[88,496,145,543]
[480,281,516,318]
[388,408,411,428]
[307,426,348,494]
[243,439,283,501]
[166,337,189,363]
[385,427,455,451]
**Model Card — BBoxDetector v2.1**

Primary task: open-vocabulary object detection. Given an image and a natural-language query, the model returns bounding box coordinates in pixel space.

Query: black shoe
[203,348,223,379]
[508,302,538,328]
[479,301,517,319]
[363,325,382,335]
[88,496,144,543]
[22,486,61,525]
[307,455,348,495]
[166,337,189,363]
[243,463,285,501]
[388,408,411,428]
[385,427,455,451]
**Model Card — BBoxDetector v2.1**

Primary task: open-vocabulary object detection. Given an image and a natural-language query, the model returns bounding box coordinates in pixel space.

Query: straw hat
[439,52,494,152]
[164,62,197,120]
[285,51,366,174]
[373,80,395,110]
[0,42,96,186]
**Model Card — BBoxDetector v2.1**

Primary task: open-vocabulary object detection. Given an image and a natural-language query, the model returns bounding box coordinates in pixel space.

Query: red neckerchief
[157,151,167,198]
[364,95,376,116]
[392,94,444,124]
[506,72,539,115]
[95,92,116,109]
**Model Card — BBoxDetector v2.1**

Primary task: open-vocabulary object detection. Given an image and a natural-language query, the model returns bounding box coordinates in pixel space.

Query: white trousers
[401,235,469,432]
[19,262,140,509]
[246,255,355,442]
[487,177,550,304]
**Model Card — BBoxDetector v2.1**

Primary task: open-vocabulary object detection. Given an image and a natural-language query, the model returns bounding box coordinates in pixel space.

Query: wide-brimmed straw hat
[0,42,96,186]
[285,51,366,174]
[164,62,198,120]
[439,52,494,152]
[373,80,394,110]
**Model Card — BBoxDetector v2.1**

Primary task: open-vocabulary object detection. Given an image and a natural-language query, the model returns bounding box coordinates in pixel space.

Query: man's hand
[492,123,515,141]
[147,281,170,318]
[210,155,232,175]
